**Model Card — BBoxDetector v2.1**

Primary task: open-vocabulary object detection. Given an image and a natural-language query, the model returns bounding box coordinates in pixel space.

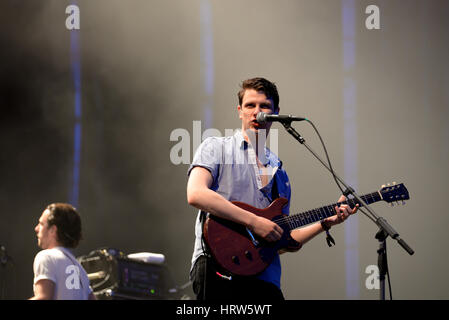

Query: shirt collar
[234,130,282,168]
[234,129,247,150]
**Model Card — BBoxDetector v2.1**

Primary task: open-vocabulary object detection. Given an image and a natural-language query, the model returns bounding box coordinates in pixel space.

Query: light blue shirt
[188,130,291,288]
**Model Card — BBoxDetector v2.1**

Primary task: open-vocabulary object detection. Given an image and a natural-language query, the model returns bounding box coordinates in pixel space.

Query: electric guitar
[203,183,410,276]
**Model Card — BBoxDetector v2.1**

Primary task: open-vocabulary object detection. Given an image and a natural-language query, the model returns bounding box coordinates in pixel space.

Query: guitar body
[203,183,409,276]
[203,197,294,276]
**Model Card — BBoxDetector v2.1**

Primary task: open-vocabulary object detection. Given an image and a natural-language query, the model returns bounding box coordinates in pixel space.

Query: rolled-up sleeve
[188,137,222,183]
[33,251,56,285]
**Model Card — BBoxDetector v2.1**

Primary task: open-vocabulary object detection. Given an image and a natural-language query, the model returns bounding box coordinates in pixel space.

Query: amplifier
[78,248,173,300]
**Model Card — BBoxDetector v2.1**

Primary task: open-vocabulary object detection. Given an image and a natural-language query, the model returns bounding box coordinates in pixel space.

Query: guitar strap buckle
[325,230,336,247]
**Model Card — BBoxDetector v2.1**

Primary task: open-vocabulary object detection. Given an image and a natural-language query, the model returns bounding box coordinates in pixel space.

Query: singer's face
[238,89,277,135]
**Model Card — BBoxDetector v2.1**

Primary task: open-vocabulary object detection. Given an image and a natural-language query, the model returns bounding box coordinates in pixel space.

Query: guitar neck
[284,191,382,230]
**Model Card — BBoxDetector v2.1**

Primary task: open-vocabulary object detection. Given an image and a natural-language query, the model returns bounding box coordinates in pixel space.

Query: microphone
[256,112,307,124]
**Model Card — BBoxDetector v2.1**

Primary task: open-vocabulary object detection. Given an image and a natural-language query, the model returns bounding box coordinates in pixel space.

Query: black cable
[387,271,393,300]
[305,119,346,195]
[385,242,393,300]
[305,119,377,223]
[300,119,397,301]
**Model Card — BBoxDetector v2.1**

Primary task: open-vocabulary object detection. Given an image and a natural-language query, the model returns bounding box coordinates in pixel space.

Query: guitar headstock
[379,182,410,205]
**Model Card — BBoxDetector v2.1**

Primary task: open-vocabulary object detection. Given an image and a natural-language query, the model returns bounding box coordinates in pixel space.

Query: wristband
[320,219,331,231]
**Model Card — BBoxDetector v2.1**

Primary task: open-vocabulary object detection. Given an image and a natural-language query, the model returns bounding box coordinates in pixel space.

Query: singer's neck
[242,128,270,159]
[242,127,271,140]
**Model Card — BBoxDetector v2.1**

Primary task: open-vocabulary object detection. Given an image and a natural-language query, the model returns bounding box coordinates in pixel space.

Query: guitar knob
[245,251,252,260]
[231,256,239,264]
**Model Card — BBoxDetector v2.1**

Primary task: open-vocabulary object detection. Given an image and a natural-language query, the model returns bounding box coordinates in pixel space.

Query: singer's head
[237,77,280,137]
[238,78,279,111]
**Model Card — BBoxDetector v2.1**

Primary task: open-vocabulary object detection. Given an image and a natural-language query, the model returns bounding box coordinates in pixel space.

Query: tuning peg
[381,184,386,188]
[402,201,406,205]
[390,203,394,207]
[392,181,397,185]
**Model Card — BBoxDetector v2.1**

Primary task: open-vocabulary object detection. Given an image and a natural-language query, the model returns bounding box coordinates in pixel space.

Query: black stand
[0,245,8,267]
[375,229,388,300]
[281,121,414,299]
[0,245,12,299]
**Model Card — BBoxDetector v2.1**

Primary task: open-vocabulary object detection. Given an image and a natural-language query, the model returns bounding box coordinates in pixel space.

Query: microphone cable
[304,119,377,223]
[305,119,393,299]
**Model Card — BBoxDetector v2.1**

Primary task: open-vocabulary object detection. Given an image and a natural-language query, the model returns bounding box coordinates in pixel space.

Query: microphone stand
[280,121,414,299]
[0,245,12,299]
[375,229,388,300]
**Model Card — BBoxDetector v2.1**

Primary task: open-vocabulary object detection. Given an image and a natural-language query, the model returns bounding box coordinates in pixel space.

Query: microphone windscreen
[256,112,267,124]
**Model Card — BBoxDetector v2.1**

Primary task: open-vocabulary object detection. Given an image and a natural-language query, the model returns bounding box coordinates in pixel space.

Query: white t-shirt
[33,247,92,300]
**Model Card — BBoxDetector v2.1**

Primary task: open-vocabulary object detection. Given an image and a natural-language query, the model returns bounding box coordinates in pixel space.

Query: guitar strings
[271,192,381,227]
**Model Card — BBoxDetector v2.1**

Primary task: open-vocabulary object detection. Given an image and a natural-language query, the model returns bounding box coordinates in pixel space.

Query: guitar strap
[199,211,211,258]
[271,175,279,201]
[55,247,86,289]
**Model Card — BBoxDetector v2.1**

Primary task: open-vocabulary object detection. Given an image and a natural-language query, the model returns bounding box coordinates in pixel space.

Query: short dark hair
[46,203,82,248]
[238,77,280,110]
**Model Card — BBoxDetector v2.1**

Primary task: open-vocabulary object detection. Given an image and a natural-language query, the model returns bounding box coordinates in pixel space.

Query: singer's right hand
[249,216,283,242]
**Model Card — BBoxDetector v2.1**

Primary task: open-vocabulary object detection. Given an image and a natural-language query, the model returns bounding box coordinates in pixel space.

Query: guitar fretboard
[274,191,381,230]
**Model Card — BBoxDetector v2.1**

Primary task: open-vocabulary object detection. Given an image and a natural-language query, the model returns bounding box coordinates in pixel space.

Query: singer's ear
[273,107,280,115]
[237,105,243,119]
[49,224,58,237]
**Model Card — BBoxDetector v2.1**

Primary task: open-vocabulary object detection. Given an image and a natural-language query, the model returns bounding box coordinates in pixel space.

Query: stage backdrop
[1,0,448,299]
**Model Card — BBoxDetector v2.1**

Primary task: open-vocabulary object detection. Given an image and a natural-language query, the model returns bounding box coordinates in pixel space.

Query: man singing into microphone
[187,77,358,300]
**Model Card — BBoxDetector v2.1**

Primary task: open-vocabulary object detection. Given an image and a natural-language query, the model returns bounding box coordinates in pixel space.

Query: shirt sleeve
[187,137,222,183]
[33,251,57,285]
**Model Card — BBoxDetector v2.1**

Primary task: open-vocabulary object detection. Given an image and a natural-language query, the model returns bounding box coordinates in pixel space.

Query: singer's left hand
[324,195,359,227]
